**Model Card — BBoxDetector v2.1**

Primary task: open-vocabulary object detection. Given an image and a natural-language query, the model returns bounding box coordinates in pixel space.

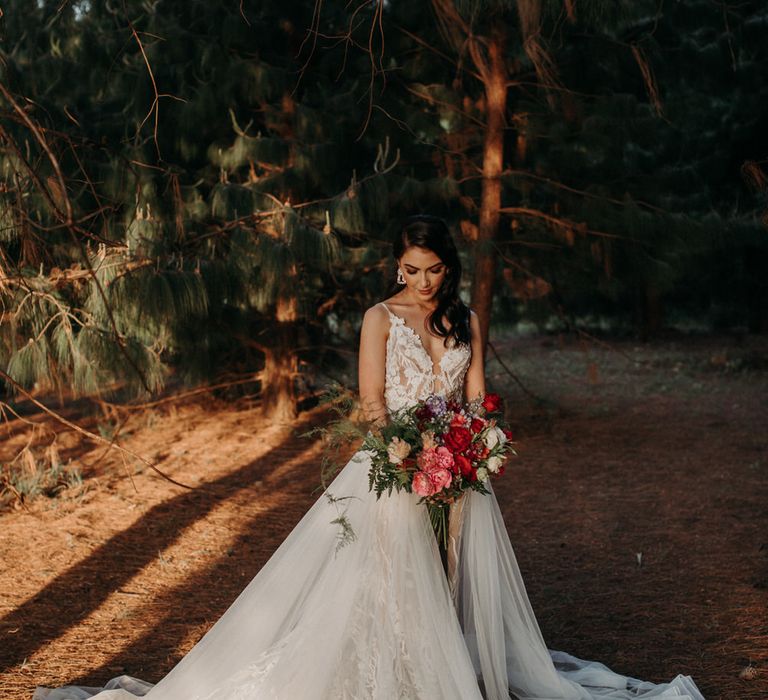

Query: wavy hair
[391,215,471,347]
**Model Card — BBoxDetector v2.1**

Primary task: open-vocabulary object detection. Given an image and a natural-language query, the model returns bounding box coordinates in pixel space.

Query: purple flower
[424,395,447,417]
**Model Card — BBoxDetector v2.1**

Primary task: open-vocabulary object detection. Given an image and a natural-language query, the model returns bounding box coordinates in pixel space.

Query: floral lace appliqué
[380,303,471,413]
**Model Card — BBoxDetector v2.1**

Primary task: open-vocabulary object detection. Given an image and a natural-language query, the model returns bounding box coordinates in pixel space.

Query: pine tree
[0,0,396,418]
[328,1,768,336]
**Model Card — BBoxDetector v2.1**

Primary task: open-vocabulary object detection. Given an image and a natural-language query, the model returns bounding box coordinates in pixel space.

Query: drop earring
[396,268,406,285]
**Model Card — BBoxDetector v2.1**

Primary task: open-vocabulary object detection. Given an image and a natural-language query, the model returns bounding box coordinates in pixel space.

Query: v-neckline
[381,303,456,377]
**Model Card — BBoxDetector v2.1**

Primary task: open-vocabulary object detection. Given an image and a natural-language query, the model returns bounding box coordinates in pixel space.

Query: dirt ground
[1,332,766,700]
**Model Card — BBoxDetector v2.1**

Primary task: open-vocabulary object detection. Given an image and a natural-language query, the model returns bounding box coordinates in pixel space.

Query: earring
[396,268,406,285]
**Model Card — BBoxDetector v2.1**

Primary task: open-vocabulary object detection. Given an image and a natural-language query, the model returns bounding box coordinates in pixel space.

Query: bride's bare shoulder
[363,292,408,325]
[361,301,390,333]
[379,292,411,314]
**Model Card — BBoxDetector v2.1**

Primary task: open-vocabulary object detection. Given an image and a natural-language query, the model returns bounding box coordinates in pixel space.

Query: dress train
[33,449,704,700]
[456,482,704,699]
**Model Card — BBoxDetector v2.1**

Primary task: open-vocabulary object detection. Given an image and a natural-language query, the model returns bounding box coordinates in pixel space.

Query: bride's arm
[358,304,389,426]
[464,310,486,402]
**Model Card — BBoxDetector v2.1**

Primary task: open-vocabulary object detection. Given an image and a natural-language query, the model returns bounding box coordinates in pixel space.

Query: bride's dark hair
[392,215,471,347]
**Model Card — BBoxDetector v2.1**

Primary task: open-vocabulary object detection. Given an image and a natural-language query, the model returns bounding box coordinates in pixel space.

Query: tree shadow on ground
[65,435,326,687]
[0,413,320,674]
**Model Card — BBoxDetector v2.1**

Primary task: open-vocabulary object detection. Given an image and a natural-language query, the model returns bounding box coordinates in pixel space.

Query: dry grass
[1,332,766,699]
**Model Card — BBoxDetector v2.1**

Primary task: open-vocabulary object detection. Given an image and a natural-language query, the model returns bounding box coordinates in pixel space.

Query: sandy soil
[1,332,766,699]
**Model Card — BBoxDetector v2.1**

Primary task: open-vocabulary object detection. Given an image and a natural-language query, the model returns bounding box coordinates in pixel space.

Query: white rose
[486,455,503,473]
[476,467,489,482]
[386,436,411,465]
[484,425,506,450]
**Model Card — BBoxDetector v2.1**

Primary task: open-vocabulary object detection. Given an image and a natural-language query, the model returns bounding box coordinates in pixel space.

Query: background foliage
[1,0,766,415]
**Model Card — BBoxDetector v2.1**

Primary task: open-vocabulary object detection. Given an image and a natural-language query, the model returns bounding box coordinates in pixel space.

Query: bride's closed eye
[404,264,444,274]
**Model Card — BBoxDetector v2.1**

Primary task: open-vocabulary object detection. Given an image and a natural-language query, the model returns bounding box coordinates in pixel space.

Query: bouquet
[362,393,516,548]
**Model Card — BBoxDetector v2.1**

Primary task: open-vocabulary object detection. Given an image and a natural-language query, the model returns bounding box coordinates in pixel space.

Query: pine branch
[498,206,624,240]
[394,23,483,82]
[126,16,187,160]
[0,368,195,490]
[96,376,262,411]
[0,259,152,288]
[501,169,672,216]
[630,43,664,118]
[0,83,73,223]
[486,340,540,402]
[0,86,155,393]
[403,84,486,128]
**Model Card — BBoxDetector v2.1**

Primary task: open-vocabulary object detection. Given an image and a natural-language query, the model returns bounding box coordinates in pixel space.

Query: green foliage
[1,447,83,509]
[0,0,392,405]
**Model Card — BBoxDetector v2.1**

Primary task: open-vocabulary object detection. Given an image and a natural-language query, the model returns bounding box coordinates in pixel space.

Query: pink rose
[413,471,436,497]
[428,467,452,492]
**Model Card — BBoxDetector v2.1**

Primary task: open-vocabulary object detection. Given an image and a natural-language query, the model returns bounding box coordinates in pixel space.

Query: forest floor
[0,332,766,700]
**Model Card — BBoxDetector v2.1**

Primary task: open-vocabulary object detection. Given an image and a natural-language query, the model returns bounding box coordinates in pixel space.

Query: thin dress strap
[379,302,399,326]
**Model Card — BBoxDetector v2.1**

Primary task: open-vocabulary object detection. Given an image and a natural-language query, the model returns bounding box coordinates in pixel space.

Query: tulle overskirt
[33,450,705,700]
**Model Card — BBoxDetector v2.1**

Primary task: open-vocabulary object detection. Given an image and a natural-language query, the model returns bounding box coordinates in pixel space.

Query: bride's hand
[368,415,388,438]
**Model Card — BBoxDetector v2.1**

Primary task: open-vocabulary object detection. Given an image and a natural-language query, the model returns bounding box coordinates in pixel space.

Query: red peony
[482,393,502,412]
[450,413,467,428]
[469,467,478,482]
[470,418,485,434]
[443,426,472,454]
[454,454,473,478]
[503,428,513,441]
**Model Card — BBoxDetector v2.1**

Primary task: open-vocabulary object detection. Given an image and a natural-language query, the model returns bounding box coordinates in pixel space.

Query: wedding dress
[34,302,705,700]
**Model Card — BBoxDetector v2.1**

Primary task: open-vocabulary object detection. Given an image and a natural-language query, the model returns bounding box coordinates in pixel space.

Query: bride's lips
[418,288,433,295]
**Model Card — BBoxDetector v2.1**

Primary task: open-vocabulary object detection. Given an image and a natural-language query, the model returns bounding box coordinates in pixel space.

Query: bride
[35,215,705,700]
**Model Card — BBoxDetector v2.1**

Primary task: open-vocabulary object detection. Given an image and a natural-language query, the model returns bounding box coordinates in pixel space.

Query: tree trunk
[470,28,508,348]
[261,296,298,422]
[261,339,298,422]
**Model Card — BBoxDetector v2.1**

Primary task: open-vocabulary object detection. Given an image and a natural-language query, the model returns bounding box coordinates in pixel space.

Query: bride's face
[398,246,447,302]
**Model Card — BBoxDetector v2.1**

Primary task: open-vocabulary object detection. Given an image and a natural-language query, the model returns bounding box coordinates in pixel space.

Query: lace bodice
[380,302,472,413]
